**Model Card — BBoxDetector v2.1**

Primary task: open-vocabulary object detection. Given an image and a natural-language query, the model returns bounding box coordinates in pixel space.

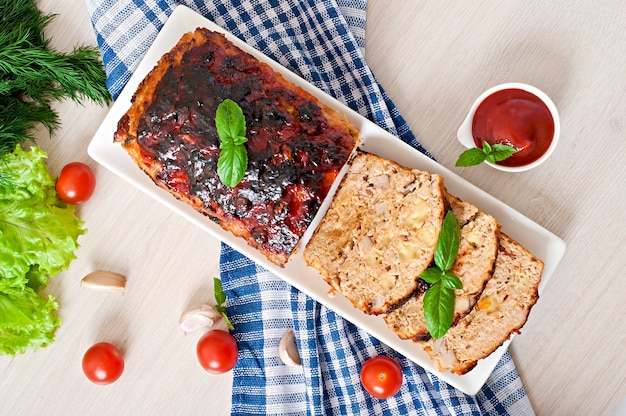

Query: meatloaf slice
[420,233,544,375]
[303,151,446,315]
[384,193,500,340]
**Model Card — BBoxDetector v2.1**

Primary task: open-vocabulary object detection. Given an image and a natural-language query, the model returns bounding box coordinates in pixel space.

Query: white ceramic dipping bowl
[457,82,560,172]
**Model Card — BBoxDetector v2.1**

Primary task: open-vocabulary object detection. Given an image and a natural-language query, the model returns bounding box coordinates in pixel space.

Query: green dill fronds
[0,96,60,154]
[0,0,56,49]
[0,44,110,105]
[0,0,111,158]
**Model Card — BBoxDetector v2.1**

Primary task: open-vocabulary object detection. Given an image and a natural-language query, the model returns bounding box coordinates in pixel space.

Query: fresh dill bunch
[0,96,59,154]
[0,0,111,157]
[0,44,111,105]
[0,0,55,49]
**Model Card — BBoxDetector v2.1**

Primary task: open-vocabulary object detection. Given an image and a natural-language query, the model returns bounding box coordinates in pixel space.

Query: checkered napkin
[86,1,535,415]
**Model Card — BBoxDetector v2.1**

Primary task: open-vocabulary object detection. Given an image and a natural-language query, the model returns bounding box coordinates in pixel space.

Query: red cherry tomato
[56,162,96,204]
[360,355,403,399]
[82,342,125,385]
[196,330,238,374]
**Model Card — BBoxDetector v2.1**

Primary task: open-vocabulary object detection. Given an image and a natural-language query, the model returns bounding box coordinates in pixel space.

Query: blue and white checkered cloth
[86,1,535,415]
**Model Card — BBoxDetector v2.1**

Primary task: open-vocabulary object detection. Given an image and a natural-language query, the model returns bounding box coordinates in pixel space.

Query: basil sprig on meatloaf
[419,211,463,338]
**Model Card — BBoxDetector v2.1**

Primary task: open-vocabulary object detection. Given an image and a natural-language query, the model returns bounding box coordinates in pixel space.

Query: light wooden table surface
[1,1,624,415]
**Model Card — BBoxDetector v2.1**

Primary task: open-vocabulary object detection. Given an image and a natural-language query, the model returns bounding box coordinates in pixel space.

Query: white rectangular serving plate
[88,5,566,396]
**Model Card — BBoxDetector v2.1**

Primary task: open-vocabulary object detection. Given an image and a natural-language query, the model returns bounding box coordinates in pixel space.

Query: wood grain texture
[0,1,624,415]
[365,1,625,415]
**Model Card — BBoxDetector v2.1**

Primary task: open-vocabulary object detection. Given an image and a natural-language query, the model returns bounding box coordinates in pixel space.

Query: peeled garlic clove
[179,304,222,334]
[278,329,301,367]
[81,271,126,295]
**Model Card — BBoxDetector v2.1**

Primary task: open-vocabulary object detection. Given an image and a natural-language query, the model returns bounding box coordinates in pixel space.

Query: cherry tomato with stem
[56,161,96,204]
[360,355,403,399]
[82,342,125,385]
[197,329,238,374]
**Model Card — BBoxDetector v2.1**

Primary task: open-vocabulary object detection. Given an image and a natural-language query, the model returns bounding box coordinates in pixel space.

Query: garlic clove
[179,304,222,334]
[278,329,301,367]
[81,271,126,295]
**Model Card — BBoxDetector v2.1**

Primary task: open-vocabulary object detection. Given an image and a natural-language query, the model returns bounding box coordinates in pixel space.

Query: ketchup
[472,88,554,167]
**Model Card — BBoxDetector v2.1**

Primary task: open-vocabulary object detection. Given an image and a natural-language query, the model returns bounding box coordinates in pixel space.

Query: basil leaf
[213,278,234,330]
[215,99,249,187]
[420,267,444,284]
[455,147,486,167]
[233,135,248,146]
[433,211,460,272]
[217,144,247,187]
[456,141,517,167]
[423,282,456,339]
[215,99,246,140]
[422,210,464,338]
[490,143,517,161]
[213,277,226,304]
[442,271,463,290]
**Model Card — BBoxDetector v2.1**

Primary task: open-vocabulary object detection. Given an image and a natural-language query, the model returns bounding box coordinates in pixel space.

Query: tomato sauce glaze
[135,36,357,260]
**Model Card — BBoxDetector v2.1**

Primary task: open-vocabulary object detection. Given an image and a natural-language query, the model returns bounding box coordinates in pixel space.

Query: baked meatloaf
[384,193,500,341]
[114,28,360,266]
[303,151,446,315]
[420,233,544,374]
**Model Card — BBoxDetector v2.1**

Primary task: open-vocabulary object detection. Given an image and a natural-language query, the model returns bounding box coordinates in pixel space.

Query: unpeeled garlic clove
[179,304,222,334]
[81,271,126,295]
[278,329,301,367]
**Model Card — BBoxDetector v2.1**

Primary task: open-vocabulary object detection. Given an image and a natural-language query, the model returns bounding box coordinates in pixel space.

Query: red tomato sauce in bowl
[471,88,555,167]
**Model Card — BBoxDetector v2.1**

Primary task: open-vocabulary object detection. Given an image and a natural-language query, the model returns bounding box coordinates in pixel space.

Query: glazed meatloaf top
[384,193,501,341]
[420,233,544,375]
[303,151,446,315]
[114,28,360,266]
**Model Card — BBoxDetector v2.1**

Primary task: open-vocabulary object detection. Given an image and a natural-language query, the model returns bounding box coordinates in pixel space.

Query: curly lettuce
[0,145,85,355]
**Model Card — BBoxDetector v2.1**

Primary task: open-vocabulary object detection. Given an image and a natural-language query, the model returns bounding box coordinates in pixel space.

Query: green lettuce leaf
[0,290,61,355]
[0,145,85,354]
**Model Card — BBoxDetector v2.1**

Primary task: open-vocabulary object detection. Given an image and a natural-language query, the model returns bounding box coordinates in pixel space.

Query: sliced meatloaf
[303,151,446,315]
[420,233,544,374]
[384,193,500,340]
